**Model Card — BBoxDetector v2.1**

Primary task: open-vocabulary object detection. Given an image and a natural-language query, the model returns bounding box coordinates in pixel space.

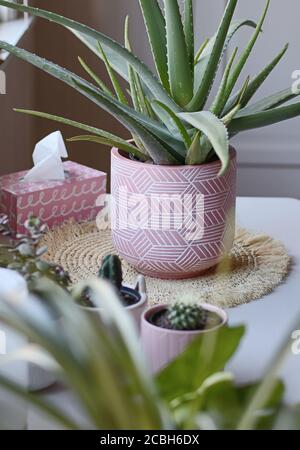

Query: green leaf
[178,111,230,175]
[179,378,284,430]
[235,87,299,118]
[0,0,178,112]
[14,108,146,159]
[221,104,241,127]
[224,0,270,103]
[139,0,170,92]
[156,325,245,403]
[78,56,113,97]
[0,40,181,163]
[194,38,209,66]
[184,0,194,72]
[124,16,142,113]
[188,0,239,111]
[224,43,289,114]
[153,101,192,149]
[97,41,128,105]
[164,0,193,107]
[193,19,257,104]
[210,47,238,116]
[67,134,147,160]
[74,78,183,163]
[229,102,300,133]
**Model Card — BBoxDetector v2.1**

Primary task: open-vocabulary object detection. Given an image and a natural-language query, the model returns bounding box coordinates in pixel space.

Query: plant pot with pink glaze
[141,303,228,374]
[111,148,236,279]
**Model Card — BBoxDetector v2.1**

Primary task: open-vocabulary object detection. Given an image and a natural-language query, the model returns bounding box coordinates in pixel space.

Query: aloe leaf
[184,0,194,72]
[124,16,142,113]
[164,0,193,107]
[178,111,230,175]
[235,87,298,118]
[0,0,179,112]
[229,102,300,133]
[221,104,241,127]
[1,40,183,153]
[74,79,181,164]
[153,101,192,149]
[139,0,170,92]
[67,135,146,158]
[74,78,185,161]
[14,109,148,159]
[126,14,172,128]
[188,0,238,111]
[210,47,238,116]
[14,108,147,159]
[97,41,128,105]
[224,0,270,103]
[194,38,209,65]
[1,41,180,164]
[125,15,183,139]
[78,56,113,97]
[224,43,289,114]
[186,131,204,165]
[194,19,257,96]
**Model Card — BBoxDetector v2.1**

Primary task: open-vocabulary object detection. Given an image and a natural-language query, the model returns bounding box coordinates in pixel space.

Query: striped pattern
[111,149,237,279]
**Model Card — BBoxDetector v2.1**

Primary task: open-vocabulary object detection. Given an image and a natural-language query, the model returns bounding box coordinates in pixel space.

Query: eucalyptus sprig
[0,214,71,289]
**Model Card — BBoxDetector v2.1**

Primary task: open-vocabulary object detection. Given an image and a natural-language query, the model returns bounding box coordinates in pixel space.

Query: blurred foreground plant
[0,278,299,430]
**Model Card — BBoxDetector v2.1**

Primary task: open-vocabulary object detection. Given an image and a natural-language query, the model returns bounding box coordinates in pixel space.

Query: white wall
[223,0,300,198]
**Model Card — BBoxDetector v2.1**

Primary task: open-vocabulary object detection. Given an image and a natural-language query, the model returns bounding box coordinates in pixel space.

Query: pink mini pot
[111,148,236,279]
[141,304,228,374]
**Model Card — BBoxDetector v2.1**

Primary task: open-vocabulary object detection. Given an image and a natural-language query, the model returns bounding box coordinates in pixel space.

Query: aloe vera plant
[0,0,300,174]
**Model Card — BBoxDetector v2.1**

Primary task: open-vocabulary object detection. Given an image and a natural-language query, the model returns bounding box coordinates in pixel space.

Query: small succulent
[98,254,123,292]
[0,214,71,289]
[167,302,207,331]
[78,254,124,308]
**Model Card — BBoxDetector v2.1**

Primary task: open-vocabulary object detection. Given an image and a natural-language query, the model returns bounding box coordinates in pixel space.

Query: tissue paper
[24,131,68,182]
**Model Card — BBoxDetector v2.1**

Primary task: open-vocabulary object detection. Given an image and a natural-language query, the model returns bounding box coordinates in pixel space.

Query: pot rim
[111,146,236,171]
[142,303,228,335]
[78,288,147,312]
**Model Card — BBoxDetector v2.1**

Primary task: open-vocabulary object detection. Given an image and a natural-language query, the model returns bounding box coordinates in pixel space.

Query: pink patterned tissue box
[0,161,107,235]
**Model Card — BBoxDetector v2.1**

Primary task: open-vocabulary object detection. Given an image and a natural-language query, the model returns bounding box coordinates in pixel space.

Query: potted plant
[75,254,147,330]
[141,302,227,373]
[1,1,300,278]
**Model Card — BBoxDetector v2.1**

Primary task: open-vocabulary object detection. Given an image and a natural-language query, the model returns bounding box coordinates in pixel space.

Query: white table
[228,197,300,404]
[7,197,300,428]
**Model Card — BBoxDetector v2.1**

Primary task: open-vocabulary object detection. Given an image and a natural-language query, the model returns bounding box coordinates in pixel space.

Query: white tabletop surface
[4,197,300,429]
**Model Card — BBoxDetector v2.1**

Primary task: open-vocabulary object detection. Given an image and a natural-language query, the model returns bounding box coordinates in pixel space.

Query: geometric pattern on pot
[111,148,237,279]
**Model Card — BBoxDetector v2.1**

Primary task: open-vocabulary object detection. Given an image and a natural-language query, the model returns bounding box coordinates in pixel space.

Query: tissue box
[0,161,107,235]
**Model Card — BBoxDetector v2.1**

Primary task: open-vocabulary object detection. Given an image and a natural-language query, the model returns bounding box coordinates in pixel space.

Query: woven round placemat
[41,221,291,308]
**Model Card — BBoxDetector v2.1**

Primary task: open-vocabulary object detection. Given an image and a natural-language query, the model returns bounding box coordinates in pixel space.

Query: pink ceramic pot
[111,148,236,279]
[141,304,228,374]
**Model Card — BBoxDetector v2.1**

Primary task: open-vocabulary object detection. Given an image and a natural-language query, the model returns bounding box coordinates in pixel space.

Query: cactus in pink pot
[142,301,227,373]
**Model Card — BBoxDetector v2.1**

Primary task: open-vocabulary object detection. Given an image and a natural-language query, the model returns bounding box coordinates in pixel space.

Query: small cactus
[98,254,123,292]
[167,302,207,331]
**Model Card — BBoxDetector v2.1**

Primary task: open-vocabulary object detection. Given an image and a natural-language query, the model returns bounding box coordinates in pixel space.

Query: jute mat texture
[41,221,291,308]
